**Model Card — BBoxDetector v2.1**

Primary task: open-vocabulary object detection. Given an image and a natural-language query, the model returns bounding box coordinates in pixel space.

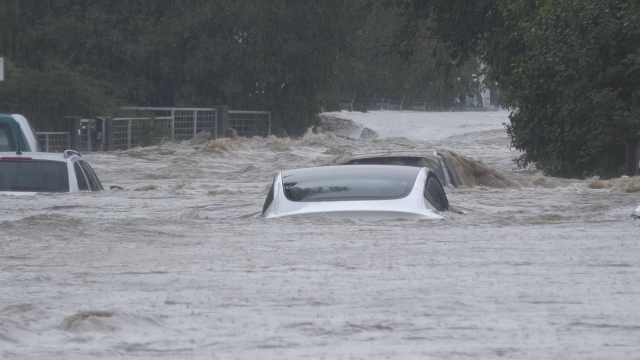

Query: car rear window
[282,166,420,202]
[0,160,69,192]
[0,123,15,152]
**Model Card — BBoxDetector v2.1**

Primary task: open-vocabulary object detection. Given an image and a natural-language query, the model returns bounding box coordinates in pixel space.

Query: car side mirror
[110,186,123,190]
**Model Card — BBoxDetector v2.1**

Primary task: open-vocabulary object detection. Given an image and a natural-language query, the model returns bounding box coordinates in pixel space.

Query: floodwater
[1,111,639,359]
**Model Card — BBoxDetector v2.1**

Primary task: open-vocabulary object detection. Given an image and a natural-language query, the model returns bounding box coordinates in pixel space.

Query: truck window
[0,123,15,151]
[0,160,69,192]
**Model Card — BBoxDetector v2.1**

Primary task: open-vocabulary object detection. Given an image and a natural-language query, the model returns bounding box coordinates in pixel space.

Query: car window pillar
[78,161,98,191]
[73,161,90,191]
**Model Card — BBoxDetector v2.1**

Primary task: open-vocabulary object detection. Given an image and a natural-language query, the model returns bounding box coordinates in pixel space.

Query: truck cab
[0,114,41,152]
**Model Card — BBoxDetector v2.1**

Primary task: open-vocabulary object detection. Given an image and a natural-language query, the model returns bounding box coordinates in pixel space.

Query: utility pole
[0,57,4,82]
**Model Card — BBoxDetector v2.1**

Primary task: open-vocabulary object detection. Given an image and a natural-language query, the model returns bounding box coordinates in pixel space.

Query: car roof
[281,164,424,177]
[0,151,72,162]
[345,155,438,166]
[351,155,430,160]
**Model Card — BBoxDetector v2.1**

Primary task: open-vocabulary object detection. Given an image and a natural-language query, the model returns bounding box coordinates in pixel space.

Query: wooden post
[214,105,228,139]
[65,117,82,151]
[626,134,639,176]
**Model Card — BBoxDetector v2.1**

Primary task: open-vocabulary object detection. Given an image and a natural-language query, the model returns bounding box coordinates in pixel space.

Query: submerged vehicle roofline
[263,166,446,220]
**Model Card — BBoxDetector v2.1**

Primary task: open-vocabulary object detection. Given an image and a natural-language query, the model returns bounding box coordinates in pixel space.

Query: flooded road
[1,111,639,359]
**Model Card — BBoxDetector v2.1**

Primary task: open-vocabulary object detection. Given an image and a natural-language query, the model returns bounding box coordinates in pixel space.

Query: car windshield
[282,166,420,202]
[0,160,69,192]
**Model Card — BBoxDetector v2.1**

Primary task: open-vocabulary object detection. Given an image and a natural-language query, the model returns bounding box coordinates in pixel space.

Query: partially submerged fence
[111,117,173,151]
[228,110,271,138]
[37,132,70,152]
[125,107,218,141]
[38,107,272,153]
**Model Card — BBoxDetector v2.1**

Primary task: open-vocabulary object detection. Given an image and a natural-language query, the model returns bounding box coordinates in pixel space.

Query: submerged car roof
[282,164,423,178]
[344,155,439,167]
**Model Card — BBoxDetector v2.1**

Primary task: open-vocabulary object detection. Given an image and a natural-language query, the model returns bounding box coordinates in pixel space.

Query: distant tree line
[0,0,475,135]
[390,0,640,178]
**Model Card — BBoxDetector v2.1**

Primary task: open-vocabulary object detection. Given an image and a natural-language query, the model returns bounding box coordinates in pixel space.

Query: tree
[390,0,640,178]
[0,0,359,135]
[329,1,477,111]
[505,0,640,177]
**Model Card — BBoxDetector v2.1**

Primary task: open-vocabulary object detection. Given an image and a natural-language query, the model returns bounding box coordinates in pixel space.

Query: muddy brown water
[1,114,639,359]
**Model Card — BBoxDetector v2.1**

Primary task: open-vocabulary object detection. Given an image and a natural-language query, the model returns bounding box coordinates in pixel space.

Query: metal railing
[48,107,271,153]
[112,117,172,150]
[123,107,217,141]
[228,110,271,137]
[37,132,70,152]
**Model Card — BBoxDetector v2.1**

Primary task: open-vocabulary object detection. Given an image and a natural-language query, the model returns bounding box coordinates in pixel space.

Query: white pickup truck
[0,114,41,152]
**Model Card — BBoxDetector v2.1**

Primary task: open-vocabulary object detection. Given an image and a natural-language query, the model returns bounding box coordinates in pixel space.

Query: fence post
[214,105,229,139]
[626,133,639,176]
[104,118,115,151]
[66,117,82,151]
[193,109,197,138]
[171,109,175,141]
[87,119,92,152]
[127,119,132,150]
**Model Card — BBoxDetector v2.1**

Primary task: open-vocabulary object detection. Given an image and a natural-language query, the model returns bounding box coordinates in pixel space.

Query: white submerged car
[261,165,449,220]
[0,150,103,195]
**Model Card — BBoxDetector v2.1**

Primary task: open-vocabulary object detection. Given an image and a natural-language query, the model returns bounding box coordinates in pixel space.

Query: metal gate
[37,132,70,152]
[123,107,218,141]
[228,111,271,137]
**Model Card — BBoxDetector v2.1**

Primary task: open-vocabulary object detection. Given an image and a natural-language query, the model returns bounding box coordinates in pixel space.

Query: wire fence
[37,132,70,153]
[112,117,173,150]
[46,107,271,152]
[228,111,271,137]
[125,108,217,141]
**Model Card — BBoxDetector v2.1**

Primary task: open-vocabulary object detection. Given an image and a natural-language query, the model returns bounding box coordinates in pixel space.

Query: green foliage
[391,0,640,178]
[331,2,475,110]
[137,122,173,147]
[0,59,120,131]
[387,0,504,64]
[0,0,485,134]
[0,0,360,135]
[505,0,640,178]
